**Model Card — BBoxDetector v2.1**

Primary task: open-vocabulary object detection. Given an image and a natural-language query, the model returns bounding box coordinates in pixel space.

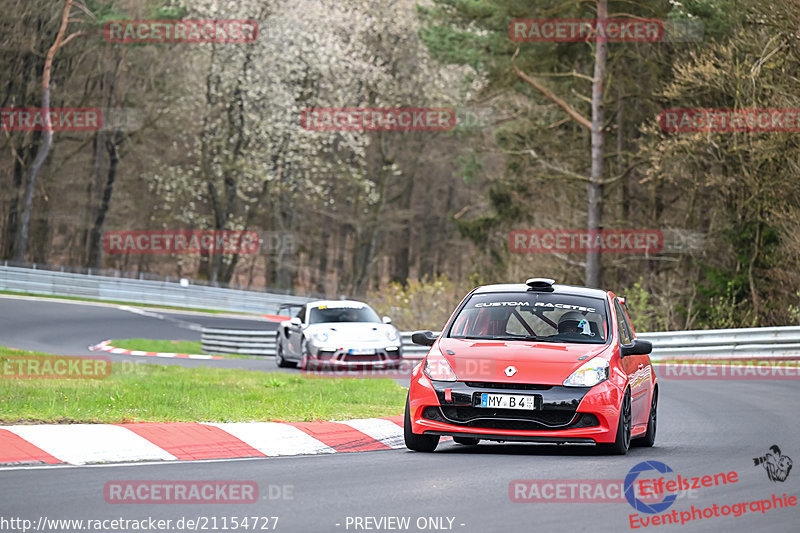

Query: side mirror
[289,317,302,327]
[411,330,438,347]
[382,316,392,324]
[621,338,652,357]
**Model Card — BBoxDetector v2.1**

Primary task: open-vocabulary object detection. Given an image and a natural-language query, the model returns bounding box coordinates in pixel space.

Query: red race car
[404,278,657,455]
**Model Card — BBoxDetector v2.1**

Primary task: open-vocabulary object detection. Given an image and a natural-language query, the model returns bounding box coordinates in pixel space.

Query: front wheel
[598,388,631,455]
[275,341,294,368]
[298,339,312,370]
[404,397,439,452]
[453,437,480,446]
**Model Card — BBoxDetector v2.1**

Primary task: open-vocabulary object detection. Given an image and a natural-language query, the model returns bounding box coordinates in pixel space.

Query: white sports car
[275,300,403,370]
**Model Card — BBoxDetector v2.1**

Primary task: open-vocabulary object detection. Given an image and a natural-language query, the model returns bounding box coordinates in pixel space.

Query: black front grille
[464,381,552,391]
[444,406,574,425]
[421,406,598,432]
[344,354,381,362]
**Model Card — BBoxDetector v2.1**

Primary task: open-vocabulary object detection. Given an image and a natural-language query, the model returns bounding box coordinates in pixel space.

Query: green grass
[110,338,204,354]
[108,338,259,359]
[0,346,406,424]
[0,290,252,315]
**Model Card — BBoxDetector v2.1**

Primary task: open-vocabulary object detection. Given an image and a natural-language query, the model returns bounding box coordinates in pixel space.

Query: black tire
[298,339,311,370]
[598,388,631,455]
[633,388,657,447]
[275,341,294,368]
[404,396,439,452]
[452,437,480,446]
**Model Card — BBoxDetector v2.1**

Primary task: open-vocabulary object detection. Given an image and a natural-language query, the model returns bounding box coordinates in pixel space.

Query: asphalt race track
[0,295,284,371]
[1,296,798,532]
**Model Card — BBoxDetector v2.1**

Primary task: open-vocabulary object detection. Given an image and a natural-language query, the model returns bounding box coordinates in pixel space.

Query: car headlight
[312,331,329,343]
[563,357,609,387]
[423,350,457,382]
[385,328,399,342]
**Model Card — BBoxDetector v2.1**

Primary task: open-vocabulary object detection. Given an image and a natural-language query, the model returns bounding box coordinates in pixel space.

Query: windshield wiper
[456,334,538,341]
[495,335,538,341]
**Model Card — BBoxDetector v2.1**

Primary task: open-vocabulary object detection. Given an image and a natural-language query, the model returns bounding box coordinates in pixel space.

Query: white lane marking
[1,425,177,465]
[87,340,221,360]
[207,422,336,456]
[118,305,203,331]
[338,418,404,449]
[0,447,400,471]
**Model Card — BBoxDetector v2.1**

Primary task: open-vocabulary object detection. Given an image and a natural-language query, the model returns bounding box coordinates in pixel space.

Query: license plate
[479,393,536,410]
[349,348,375,355]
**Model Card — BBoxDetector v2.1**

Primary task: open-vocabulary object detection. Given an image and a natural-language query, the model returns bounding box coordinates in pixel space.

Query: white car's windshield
[308,305,381,324]
[448,292,609,344]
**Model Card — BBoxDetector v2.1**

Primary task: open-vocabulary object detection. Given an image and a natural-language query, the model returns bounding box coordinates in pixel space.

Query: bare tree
[510,0,608,287]
[14,0,83,261]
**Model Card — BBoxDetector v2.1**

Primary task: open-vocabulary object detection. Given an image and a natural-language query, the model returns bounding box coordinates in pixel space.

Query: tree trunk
[14,0,77,262]
[88,134,120,268]
[585,0,608,288]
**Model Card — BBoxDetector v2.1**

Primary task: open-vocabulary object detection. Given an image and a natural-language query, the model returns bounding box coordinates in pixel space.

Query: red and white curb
[0,416,405,466]
[89,340,222,360]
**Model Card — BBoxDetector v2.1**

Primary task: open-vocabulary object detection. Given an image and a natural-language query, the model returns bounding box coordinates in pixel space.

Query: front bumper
[307,346,403,368]
[409,375,623,444]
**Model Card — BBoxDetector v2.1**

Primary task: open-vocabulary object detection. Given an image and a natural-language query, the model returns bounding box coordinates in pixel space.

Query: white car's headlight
[312,331,329,343]
[563,357,609,387]
[423,350,457,382]
[385,328,399,342]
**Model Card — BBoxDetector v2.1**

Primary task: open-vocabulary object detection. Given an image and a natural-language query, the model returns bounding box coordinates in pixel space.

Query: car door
[614,298,648,428]
[287,305,306,359]
[621,302,654,427]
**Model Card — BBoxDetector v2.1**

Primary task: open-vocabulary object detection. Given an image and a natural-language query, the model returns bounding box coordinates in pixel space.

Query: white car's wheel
[275,340,294,368]
[298,339,311,370]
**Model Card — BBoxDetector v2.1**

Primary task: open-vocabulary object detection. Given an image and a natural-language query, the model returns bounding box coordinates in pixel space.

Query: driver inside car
[557,311,593,336]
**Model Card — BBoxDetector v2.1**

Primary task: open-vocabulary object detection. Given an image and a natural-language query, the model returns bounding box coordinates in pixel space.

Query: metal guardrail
[0,265,310,314]
[201,328,277,355]
[198,326,800,360]
[638,326,800,360]
[200,328,429,359]
[400,332,431,358]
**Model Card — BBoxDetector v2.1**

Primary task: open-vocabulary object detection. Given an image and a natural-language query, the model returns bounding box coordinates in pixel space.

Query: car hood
[437,337,610,385]
[306,322,397,343]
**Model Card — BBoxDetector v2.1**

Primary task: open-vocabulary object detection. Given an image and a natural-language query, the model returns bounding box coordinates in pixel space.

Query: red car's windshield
[448,292,609,344]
